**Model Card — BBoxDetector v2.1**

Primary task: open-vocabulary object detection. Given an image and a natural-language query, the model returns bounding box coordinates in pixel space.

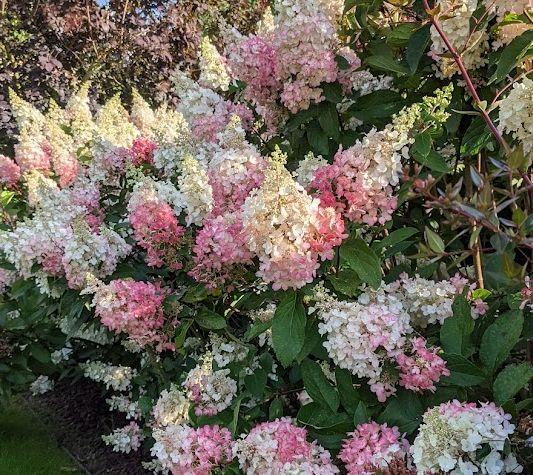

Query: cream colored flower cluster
[429,0,488,77]
[498,77,533,155]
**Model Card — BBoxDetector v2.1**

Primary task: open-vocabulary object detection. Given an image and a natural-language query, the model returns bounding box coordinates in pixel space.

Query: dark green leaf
[378,391,424,434]
[297,403,351,430]
[244,320,272,342]
[489,30,533,84]
[307,122,329,156]
[328,268,361,297]
[29,343,50,364]
[318,102,340,140]
[301,359,339,413]
[340,236,382,288]
[376,227,419,249]
[493,363,533,405]
[269,398,284,419]
[442,354,487,386]
[272,291,307,367]
[406,25,430,73]
[480,309,523,374]
[440,296,474,356]
[244,367,267,398]
[353,401,369,426]
[335,368,360,414]
[195,308,226,330]
[366,54,410,75]
[322,82,343,103]
[460,117,492,155]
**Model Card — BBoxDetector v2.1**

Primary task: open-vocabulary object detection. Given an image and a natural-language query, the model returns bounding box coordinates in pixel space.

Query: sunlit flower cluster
[102,422,143,454]
[183,353,238,416]
[233,417,339,474]
[339,422,413,475]
[429,0,489,77]
[152,385,191,427]
[81,360,136,392]
[151,423,233,474]
[91,279,174,352]
[242,148,346,289]
[312,283,413,401]
[498,77,533,155]
[412,400,522,474]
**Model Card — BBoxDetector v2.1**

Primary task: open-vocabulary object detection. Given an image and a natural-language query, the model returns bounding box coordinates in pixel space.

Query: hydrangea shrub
[0,0,532,473]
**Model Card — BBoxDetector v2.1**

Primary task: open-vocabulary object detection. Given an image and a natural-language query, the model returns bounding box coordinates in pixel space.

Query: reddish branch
[422,0,511,155]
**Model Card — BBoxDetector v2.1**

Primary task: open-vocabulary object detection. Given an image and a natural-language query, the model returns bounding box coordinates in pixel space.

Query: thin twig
[422,0,511,155]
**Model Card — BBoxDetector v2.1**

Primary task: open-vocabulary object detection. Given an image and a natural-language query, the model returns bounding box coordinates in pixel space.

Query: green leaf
[489,30,533,84]
[269,398,284,419]
[296,320,323,363]
[322,82,343,103]
[318,102,340,140]
[195,308,227,330]
[424,227,445,254]
[366,54,410,75]
[376,227,419,249]
[297,403,350,430]
[244,367,267,398]
[301,359,339,413]
[348,90,404,122]
[460,117,492,155]
[480,309,523,374]
[174,319,193,348]
[353,401,369,426]
[327,268,361,297]
[29,343,50,364]
[378,391,424,434]
[272,291,307,367]
[406,25,430,73]
[412,132,450,172]
[386,23,420,47]
[182,284,208,303]
[493,363,533,405]
[335,368,360,414]
[442,354,487,386]
[419,150,450,173]
[340,236,382,288]
[411,131,431,156]
[440,296,474,356]
[244,320,272,342]
[229,394,244,435]
[307,121,329,156]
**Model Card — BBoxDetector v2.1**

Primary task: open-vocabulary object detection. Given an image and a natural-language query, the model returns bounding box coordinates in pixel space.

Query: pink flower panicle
[94,279,174,352]
[339,422,412,475]
[130,136,156,166]
[396,337,450,393]
[129,200,185,271]
[234,417,339,474]
[189,212,252,290]
[151,423,233,475]
[0,155,21,187]
[311,147,398,226]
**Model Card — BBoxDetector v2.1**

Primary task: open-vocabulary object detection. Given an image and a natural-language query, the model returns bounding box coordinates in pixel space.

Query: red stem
[422,0,511,155]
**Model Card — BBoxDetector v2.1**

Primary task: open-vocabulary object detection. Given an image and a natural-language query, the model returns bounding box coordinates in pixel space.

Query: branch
[422,0,512,155]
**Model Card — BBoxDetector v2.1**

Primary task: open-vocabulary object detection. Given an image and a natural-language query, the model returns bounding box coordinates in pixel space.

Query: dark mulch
[26,379,150,475]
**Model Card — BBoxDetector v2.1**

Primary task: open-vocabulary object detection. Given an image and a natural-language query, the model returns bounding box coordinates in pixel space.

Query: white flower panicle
[152,386,191,427]
[30,375,54,395]
[102,422,143,454]
[81,361,137,392]
[498,77,533,155]
[412,401,522,474]
[199,36,231,91]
